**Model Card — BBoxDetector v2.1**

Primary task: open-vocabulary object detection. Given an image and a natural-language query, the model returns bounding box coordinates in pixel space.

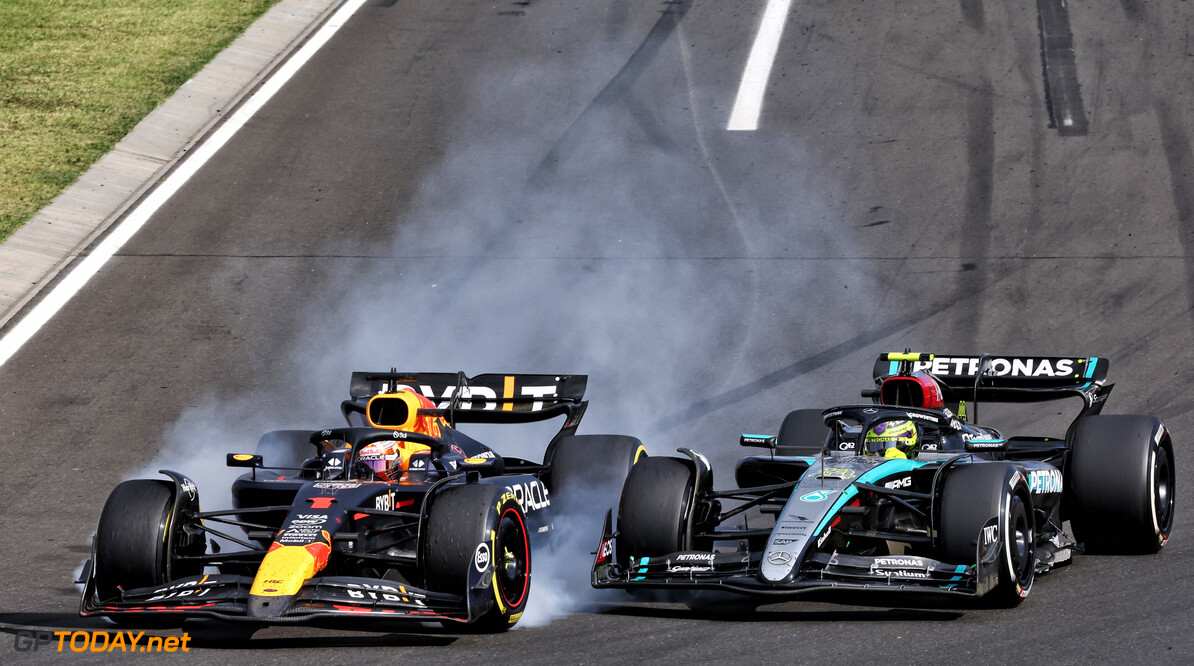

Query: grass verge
[0,0,281,244]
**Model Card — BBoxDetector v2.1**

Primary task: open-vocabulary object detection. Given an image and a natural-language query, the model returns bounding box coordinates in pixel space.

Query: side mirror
[740,434,777,449]
[226,453,263,468]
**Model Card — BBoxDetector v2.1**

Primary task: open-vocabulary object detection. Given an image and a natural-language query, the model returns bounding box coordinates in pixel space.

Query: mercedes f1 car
[80,371,645,631]
[592,353,1174,606]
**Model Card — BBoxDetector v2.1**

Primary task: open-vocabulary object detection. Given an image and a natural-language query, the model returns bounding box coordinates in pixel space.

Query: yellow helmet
[864,420,918,458]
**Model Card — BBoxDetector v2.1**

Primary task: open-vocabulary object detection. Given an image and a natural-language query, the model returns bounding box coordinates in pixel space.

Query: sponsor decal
[816,528,832,548]
[147,580,214,602]
[825,410,843,418]
[838,441,857,451]
[596,538,613,563]
[667,565,712,573]
[771,539,797,545]
[912,356,1078,378]
[884,476,912,489]
[982,524,999,546]
[905,412,938,422]
[871,569,930,579]
[863,408,878,414]
[410,457,428,470]
[873,556,928,567]
[1027,468,1063,494]
[675,553,716,562]
[312,482,361,489]
[410,382,561,411]
[767,551,793,565]
[505,480,551,512]
[180,478,198,501]
[474,543,491,572]
[346,581,425,605]
[374,491,395,511]
[819,467,856,480]
[450,444,465,456]
[278,513,330,544]
[799,490,836,502]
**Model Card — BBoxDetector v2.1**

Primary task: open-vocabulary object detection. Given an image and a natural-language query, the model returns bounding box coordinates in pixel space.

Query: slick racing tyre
[425,484,530,632]
[1067,415,1175,554]
[776,409,829,455]
[616,457,698,568]
[939,463,1034,606]
[548,434,646,522]
[93,480,202,621]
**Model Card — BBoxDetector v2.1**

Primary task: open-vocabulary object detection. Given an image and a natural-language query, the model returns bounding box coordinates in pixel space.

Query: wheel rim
[495,507,529,609]
[1153,445,1175,536]
[1007,494,1034,590]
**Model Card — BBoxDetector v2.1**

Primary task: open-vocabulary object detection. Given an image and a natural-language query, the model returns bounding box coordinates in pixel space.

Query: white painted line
[727,0,795,131]
[0,0,369,369]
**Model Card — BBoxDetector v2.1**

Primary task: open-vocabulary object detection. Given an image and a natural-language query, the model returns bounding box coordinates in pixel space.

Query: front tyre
[939,463,1035,606]
[1068,415,1175,554]
[92,480,203,626]
[616,457,697,567]
[425,484,530,632]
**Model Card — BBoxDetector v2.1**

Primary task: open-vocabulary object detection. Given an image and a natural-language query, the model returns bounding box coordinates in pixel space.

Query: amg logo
[912,357,1078,378]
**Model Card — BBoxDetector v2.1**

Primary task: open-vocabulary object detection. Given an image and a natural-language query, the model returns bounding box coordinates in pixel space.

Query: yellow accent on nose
[250,543,326,597]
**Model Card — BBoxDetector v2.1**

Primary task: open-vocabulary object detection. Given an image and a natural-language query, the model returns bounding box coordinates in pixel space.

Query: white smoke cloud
[119,6,859,628]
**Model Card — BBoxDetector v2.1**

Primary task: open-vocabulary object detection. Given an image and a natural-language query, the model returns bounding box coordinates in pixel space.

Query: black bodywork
[593,354,1173,602]
[80,371,589,625]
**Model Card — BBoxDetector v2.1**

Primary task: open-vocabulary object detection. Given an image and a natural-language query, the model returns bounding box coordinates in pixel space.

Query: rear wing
[344,371,587,430]
[871,353,1112,410]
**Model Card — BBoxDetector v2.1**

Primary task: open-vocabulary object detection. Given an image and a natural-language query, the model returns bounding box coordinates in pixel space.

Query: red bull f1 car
[80,371,645,631]
[592,353,1174,606]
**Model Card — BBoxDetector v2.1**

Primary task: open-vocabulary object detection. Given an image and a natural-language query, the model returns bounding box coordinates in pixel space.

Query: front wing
[591,513,1003,598]
[80,572,492,625]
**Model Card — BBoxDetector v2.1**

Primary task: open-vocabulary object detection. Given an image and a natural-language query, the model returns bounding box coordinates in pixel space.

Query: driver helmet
[863,420,919,459]
[359,388,438,479]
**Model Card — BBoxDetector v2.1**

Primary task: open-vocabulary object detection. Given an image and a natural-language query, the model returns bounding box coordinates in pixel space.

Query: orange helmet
[359,388,442,479]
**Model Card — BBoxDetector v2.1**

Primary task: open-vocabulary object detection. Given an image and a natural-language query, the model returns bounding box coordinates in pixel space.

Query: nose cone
[248,535,332,606]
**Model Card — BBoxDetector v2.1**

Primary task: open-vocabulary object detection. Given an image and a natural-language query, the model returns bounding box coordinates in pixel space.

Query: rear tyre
[939,463,1034,606]
[776,409,829,455]
[1068,415,1175,554]
[425,484,529,632]
[616,457,696,567]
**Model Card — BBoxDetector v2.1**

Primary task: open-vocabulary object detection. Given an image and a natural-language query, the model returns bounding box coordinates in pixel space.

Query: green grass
[0,0,281,243]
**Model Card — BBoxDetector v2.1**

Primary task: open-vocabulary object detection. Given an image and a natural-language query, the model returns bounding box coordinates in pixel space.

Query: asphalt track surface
[2,0,1193,663]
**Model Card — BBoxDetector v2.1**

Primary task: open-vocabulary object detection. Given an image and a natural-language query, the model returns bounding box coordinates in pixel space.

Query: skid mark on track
[648,294,962,434]
[530,0,692,185]
[956,77,994,347]
[1154,98,1194,315]
[1036,0,1088,136]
